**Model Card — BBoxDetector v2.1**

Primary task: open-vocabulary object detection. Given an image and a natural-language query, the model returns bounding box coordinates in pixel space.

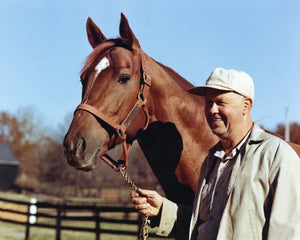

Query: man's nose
[206,102,218,114]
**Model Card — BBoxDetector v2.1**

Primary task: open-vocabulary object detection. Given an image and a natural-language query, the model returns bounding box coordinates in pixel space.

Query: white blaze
[83,56,110,104]
[95,56,110,79]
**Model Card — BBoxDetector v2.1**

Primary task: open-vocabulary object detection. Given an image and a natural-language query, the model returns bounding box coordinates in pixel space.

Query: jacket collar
[248,123,267,145]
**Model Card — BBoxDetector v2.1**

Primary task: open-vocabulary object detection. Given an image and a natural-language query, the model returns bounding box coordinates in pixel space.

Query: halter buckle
[143,71,151,86]
[117,129,127,140]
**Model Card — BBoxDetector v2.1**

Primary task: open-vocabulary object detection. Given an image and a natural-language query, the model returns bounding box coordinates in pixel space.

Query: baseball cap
[188,68,254,100]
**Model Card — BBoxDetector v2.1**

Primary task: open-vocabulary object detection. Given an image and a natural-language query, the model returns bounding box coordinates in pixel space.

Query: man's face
[204,89,245,139]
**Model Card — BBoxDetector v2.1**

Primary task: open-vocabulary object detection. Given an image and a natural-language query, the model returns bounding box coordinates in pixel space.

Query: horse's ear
[86,17,107,48]
[119,13,140,50]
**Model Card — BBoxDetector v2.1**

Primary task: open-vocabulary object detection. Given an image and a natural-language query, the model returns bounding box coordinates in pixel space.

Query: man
[131,68,300,240]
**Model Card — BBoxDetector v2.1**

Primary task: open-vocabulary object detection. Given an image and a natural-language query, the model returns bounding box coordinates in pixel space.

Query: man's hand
[131,188,163,217]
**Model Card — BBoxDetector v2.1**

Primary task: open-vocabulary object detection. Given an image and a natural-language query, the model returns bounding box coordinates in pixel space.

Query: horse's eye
[118,74,130,84]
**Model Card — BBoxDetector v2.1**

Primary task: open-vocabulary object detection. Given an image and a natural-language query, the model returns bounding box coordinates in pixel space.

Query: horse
[63,13,300,206]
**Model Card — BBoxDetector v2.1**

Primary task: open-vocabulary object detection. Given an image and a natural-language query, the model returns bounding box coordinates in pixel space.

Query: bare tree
[275,122,300,145]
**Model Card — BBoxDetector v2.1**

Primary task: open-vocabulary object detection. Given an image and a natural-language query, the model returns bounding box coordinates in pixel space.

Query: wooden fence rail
[0,196,171,240]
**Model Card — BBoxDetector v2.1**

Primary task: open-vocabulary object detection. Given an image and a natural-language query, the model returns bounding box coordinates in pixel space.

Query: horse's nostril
[63,134,74,152]
[75,137,86,158]
[63,149,68,157]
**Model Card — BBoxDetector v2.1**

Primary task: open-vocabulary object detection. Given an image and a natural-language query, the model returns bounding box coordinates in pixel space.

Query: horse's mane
[81,38,131,78]
[156,61,195,90]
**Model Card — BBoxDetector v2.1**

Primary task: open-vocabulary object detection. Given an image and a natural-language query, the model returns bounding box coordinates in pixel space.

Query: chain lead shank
[119,166,149,240]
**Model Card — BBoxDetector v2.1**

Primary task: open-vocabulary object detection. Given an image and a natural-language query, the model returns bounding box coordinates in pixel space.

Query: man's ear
[243,98,253,116]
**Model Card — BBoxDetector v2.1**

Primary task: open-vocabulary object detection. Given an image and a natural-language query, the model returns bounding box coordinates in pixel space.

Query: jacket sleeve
[267,141,300,240]
[156,198,192,238]
[155,149,215,238]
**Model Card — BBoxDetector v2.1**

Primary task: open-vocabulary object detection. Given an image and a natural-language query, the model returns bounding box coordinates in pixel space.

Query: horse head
[63,13,150,171]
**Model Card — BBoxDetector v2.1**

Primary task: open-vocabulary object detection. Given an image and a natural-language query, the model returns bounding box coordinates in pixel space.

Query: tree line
[0,108,160,197]
[0,108,299,197]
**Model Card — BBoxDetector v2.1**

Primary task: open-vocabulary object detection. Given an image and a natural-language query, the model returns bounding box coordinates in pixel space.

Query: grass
[0,221,167,240]
[0,191,173,240]
[0,221,96,240]
[0,192,30,202]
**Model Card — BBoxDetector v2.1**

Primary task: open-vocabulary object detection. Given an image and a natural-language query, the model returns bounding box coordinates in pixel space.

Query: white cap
[188,68,254,100]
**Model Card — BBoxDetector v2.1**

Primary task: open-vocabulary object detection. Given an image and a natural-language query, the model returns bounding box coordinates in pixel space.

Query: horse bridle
[75,51,151,171]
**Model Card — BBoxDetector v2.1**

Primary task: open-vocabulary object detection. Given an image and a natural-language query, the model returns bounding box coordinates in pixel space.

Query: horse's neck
[137,57,218,201]
[147,60,211,137]
[147,59,218,155]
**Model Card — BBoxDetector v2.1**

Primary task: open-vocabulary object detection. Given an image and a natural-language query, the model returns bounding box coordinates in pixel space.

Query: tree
[275,122,300,144]
[0,109,42,189]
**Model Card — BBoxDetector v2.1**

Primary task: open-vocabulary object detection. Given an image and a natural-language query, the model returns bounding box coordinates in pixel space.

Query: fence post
[25,197,38,240]
[25,204,30,240]
[56,206,61,240]
[95,209,100,240]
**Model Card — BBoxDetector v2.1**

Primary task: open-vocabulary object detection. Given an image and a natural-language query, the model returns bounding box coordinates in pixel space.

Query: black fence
[0,196,172,240]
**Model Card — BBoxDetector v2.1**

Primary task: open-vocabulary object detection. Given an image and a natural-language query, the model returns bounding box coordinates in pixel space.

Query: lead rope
[119,166,149,240]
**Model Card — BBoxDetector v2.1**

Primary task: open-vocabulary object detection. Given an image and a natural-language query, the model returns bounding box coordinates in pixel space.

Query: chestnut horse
[63,14,300,206]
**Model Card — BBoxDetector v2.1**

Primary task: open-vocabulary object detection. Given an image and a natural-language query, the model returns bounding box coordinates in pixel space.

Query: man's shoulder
[251,123,285,145]
[250,123,299,158]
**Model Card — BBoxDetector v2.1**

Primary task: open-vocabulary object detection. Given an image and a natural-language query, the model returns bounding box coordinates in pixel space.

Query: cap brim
[188,85,232,96]
[187,86,206,96]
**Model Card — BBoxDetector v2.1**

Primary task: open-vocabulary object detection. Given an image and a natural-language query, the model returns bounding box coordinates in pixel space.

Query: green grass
[0,192,31,202]
[0,221,169,240]
[0,191,173,240]
[0,221,97,240]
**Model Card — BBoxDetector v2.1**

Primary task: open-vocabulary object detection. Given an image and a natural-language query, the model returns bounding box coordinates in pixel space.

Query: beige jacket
[156,123,300,240]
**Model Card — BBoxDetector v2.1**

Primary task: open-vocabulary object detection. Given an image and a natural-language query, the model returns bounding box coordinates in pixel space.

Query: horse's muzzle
[63,135,96,170]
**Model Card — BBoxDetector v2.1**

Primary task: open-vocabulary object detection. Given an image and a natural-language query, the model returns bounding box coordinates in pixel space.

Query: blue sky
[0,0,299,132]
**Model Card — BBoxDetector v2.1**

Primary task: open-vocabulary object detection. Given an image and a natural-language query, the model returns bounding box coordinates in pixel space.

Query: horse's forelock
[81,38,134,78]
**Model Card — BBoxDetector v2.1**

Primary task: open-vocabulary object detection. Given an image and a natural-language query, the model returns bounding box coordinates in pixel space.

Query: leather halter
[75,51,151,170]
